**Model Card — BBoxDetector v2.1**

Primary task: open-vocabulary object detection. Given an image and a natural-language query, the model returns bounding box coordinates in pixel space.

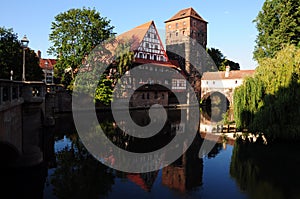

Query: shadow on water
[230,138,300,199]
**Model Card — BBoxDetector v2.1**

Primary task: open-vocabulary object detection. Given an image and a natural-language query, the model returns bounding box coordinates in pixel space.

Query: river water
[2,109,299,199]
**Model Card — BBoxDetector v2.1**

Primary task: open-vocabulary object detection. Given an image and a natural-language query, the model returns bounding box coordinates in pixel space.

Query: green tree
[207,47,240,71]
[253,0,300,61]
[48,7,115,90]
[0,27,43,81]
[207,48,224,69]
[234,45,300,142]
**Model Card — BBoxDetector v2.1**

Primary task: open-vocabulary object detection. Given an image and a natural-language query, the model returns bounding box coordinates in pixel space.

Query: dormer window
[139,53,143,58]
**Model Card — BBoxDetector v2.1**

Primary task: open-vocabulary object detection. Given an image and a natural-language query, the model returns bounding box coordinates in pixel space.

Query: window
[139,53,143,58]
[176,23,178,28]
[147,54,150,59]
[142,93,145,99]
[145,43,149,48]
[175,32,178,37]
[154,35,157,39]
[162,93,165,99]
[154,45,158,50]
[235,80,238,84]
[183,31,185,35]
[154,55,157,61]
[147,93,150,99]
[155,91,158,99]
[193,21,196,26]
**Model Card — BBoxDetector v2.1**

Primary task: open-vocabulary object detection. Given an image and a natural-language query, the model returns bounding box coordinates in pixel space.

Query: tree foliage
[207,47,240,71]
[48,7,115,89]
[234,45,300,142]
[253,0,300,60]
[0,27,43,81]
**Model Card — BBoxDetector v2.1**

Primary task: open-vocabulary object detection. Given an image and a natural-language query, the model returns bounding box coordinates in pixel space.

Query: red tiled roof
[201,70,255,80]
[165,7,207,23]
[116,21,154,51]
[39,58,56,70]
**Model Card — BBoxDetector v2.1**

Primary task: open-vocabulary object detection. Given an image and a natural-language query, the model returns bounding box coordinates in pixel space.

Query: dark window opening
[155,91,158,99]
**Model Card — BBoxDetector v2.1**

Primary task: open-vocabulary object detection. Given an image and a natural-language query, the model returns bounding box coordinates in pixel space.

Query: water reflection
[1,109,238,199]
[230,138,300,199]
[50,137,115,198]
[162,133,204,192]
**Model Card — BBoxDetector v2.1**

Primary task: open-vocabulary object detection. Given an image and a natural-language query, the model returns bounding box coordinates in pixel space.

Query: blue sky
[0,0,264,69]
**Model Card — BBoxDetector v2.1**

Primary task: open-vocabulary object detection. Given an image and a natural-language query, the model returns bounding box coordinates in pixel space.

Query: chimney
[225,65,230,77]
[37,50,41,59]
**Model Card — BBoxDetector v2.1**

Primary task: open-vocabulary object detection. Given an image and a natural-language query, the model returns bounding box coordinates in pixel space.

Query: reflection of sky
[202,145,247,199]
[54,136,72,152]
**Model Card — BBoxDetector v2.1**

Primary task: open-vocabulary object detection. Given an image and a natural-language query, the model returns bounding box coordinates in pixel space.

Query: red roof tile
[116,21,154,51]
[165,7,207,23]
[39,58,56,70]
[201,70,255,80]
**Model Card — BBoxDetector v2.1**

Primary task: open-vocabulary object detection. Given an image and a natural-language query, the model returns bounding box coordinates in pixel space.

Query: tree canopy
[48,7,115,90]
[253,0,300,61]
[0,27,43,81]
[207,47,240,71]
[234,45,300,142]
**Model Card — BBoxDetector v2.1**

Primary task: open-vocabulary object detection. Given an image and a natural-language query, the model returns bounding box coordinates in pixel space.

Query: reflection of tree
[207,142,223,159]
[203,92,229,122]
[230,138,300,199]
[50,133,115,199]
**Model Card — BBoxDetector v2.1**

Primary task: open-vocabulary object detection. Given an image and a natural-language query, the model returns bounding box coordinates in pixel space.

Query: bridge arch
[0,141,21,166]
[201,91,230,122]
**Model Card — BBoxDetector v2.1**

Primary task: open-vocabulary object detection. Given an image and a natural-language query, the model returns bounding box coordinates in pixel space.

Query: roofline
[164,15,208,23]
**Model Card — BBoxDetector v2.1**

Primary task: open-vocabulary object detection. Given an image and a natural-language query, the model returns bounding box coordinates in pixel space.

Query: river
[2,109,299,199]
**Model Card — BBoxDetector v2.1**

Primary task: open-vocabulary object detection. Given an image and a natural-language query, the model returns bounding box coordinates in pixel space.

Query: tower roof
[165,7,207,23]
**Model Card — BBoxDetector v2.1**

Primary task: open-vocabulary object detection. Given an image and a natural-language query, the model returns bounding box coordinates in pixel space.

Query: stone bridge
[199,69,255,123]
[0,80,59,167]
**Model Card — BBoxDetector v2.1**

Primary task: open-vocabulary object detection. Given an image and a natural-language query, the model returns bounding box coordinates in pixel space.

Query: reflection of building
[37,50,56,84]
[127,171,159,192]
[162,134,203,192]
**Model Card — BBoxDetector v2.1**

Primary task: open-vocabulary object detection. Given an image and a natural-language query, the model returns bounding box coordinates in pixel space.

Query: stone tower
[165,7,207,49]
[165,7,208,93]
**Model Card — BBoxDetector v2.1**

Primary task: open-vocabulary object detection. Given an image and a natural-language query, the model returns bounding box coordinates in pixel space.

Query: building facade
[165,8,208,98]
[112,20,187,107]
